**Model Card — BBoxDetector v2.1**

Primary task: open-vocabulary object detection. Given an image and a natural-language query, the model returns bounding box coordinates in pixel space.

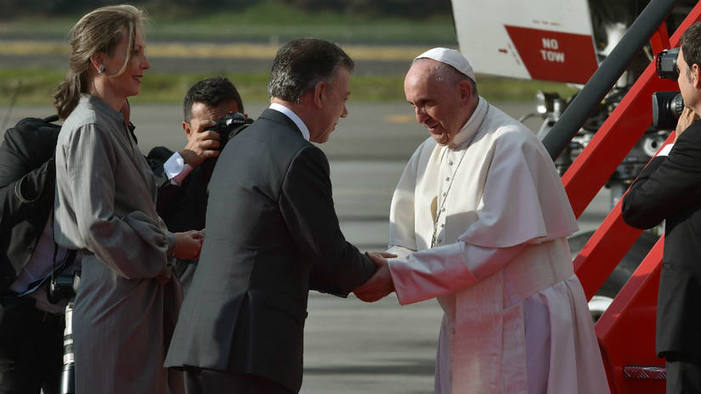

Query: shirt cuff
[386,245,414,259]
[164,152,193,186]
[388,242,477,305]
[166,231,176,257]
[657,143,674,157]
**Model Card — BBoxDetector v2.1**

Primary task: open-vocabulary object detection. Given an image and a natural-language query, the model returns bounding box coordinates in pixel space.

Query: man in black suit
[622,21,701,394]
[148,77,244,293]
[164,38,378,394]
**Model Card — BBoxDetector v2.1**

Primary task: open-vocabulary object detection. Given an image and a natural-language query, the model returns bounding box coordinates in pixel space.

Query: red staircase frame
[565,4,701,393]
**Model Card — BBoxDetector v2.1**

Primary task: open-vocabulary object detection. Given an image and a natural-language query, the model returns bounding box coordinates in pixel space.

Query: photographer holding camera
[148,77,248,293]
[622,21,701,394]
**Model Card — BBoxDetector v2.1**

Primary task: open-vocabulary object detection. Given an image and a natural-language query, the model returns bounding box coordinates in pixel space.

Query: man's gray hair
[268,38,354,103]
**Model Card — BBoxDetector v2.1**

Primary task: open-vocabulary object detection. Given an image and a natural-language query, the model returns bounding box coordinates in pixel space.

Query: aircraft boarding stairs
[551,1,701,392]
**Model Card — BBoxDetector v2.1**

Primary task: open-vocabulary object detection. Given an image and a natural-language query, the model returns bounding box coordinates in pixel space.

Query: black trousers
[666,356,701,394]
[184,367,294,394]
[0,298,64,394]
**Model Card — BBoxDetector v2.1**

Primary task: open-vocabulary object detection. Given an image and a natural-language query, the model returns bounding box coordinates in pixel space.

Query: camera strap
[7,244,76,300]
[1,211,77,302]
[49,208,77,292]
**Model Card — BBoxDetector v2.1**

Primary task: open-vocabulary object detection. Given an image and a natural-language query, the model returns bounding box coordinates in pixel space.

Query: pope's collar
[449,96,488,149]
[269,102,311,141]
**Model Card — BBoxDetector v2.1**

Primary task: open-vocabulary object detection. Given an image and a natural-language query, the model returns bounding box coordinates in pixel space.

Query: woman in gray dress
[52,5,203,394]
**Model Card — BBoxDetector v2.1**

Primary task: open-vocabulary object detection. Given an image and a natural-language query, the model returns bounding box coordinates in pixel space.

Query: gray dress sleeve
[61,124,170,280]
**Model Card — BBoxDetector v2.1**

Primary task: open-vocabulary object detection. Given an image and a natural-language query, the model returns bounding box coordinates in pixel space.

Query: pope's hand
[354,252,396,302]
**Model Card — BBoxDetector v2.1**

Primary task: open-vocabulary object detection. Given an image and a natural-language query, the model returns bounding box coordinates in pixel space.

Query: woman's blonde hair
[54,4,146,119]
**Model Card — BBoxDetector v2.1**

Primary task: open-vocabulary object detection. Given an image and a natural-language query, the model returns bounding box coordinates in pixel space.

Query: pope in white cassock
[355,48,610,393]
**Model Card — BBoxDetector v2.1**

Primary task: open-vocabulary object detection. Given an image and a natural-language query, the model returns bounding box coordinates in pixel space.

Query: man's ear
[313,81,327,108]
[457,80,472,104]
[693,64,701,89]
[182,121,192,138]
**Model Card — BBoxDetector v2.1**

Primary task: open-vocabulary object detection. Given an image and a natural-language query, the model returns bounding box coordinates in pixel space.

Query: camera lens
[652,91,684,130]
[670,93,684,118]
[60,302,76,394]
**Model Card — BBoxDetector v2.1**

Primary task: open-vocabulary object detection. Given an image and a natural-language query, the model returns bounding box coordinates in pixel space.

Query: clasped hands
[354,252,396,302]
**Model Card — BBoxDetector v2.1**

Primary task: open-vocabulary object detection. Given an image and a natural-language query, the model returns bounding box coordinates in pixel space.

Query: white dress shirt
[269,102,311,141]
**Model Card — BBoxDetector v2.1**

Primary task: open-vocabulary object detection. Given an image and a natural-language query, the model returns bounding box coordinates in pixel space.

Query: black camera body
[206,112,252,148]
[653,47,685,131]
[656,47,680,80]
[48,273,79,304]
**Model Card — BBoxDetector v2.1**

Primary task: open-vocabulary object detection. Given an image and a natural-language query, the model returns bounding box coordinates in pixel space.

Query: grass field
[0,68,577,107]
[0,40,436,61]
[0,2,577,106]
[0,2,458,45]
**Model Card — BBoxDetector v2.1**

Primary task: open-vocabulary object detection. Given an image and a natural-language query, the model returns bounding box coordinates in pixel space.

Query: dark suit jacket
[622,119,701,359]
[0,118,60,294]
[147,147,214,292]
[148,146,212,233]
[164,108,376,392]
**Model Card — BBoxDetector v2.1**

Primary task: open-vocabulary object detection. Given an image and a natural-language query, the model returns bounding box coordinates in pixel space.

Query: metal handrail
[542,0,679,159]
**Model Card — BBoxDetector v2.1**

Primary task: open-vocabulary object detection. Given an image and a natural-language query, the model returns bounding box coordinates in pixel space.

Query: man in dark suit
[164,38,378,394]
[148,77,244,293]
[622,21,701,394]
[0,116,74,394]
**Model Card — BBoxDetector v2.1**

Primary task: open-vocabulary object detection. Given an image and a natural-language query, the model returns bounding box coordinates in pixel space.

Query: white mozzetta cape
[387,98,609,393]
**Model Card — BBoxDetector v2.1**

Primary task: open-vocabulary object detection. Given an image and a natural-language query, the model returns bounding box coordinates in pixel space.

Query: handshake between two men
[165,40,610,394]
[354,252,397,302]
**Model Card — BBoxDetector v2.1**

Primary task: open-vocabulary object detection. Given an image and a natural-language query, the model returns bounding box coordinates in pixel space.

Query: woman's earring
[98,65,106,74]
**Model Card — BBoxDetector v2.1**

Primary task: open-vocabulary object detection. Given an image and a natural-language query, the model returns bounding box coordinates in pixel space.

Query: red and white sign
[504,25,598,83]
[451,0,598,84]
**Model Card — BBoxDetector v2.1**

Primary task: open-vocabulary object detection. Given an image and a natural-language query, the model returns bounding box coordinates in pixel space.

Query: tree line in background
[1,0,452,19]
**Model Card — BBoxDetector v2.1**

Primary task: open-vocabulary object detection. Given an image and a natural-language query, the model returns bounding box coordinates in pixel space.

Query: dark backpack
[0,115,63,294]
[0,115,60,191]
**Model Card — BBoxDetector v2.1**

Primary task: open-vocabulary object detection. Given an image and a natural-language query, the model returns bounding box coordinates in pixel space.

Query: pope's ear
[457,80,472,103]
